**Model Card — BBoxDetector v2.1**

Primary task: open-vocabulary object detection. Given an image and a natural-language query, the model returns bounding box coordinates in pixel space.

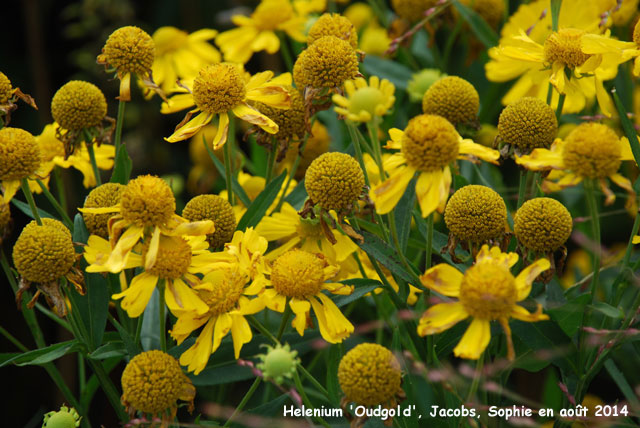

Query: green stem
[222,378,261,428]
[516,170,532,210]
[277,31,294,71]
[20,178,42,225]
[36,178,73,229]
[0,325,29,351]
[555,92,566,121]
[424,213,434,270]
[224,113,236,205]
[297,364,330,399]
[247,316,279,345]
[293,369,331,428]
[585,180,601,303]
[158,280,167,352]
[83,129,101,186]
[273,132,310,213]
[277,302,292,341]
[265,137,278,184]
[366,119,385,178]
[113,99,126,157]
[87,359,128,422]
[346,121,372,189]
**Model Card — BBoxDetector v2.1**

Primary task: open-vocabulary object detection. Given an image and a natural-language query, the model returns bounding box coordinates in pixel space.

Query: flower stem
[83,129,102,186]
[585,179,601,303]
[273,132,310,213]
[366,119,385,178]
[87,358,129,422]
[20,178,42,225]
[265,137,278,184]
[555,92,566,121]
[36,178,73,230]
[516,169,532,210]
[346,121,372,189]
[293,369,331,428]
[247,315,279,345]
[277,301,292,341]
[113,99,126,157]
[222,377,261,428]
[424,212,434,270]
[224,113,236,205]
[158,280,167,352]
[277,31,294,71]
[297,364,330,399]
[53,167,68,214]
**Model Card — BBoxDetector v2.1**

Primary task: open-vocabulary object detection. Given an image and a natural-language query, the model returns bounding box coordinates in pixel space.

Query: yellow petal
[232,103,278,134]
[417,302,468,335]
[311,293,354,343]
[230,314,252,358]
[289,298,311,336]
[515,258,551,301]
[104,225,144,273]
[179,318,215,374]
[212,112,230,150]
[515,147,565,171]
[144,226,161,270]
[415,169,445,218]
[165,111,213,143]
[212,312,233,354]
[420,264,463,297]
[165,279,209,316]
[113,272,158,318]
[369,164,415,214]
[453,318,491,359]
[510,304,549,322]
[458,139,500,164]
[632,235,640,244]
[2,179,21,203]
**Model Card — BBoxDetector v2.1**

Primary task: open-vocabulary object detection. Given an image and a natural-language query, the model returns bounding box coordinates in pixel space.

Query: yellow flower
[97,26,156,101]
[514,197,573,253]
[344,3,376,30]
[370,114,499,217]
[162,64,290,149]
[147,27,221,96]
[85,233,215,318]
[33,123,115,193]
[221,171,298,219]
[79,175,214,274]
[305,152,365,212]
[515,122,637,206]
[581,19,640,77]
[359,25,392,56]
[263,249,354,343]
[459,0,505,29]
[391,0,438,22]
[406,69,445,103]
[333,76,395,122]
[498,97,558,152]
[422,76,479,127]
[293,35,360,89]
[308,13,358,48]
[250,83,306,143]
[182,194,236,249]
[0,71,37,120]
[82,183,124,239]
[417,245,550,360]
[120,350,195,420]
[0,127,41,203]
[215,0,319,64]
[256,201,359,263]
[51,81,107,132]
[485,0,617,115]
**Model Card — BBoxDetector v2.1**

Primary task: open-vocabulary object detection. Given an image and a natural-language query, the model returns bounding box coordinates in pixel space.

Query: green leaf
[89,341,126,360]
[326,345,341,407]
[358,230,416,284]
[283,179,307,209]
[605,359,640,408]
[550,0,562,31]
[86,272,110,349]
[205,140,251,207]
[547,294,590,337]
[590,301,624,319]
[333,279,382,307]
[362,55,413,90]
[0,340,81,367]
[190,361,254,386]
[612,88,640,168]
[141,287,161,351]
[108,312,140,358]
[237,171,287,230]
[110,145,132,184]
[72,214,89,244]
[11,199,54,221]
[248,394,290,417]
[395,179,416,252]
[511,320,578,374]
[452,0,499,48]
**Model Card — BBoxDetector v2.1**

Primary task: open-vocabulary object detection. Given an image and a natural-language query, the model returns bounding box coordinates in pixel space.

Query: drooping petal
[453,318,491,359]
[104,225,144,273]
[230,314,252,358]
[165,111,213,143]
[369,164,415,214]
[289,298,311,336]
[458,139,500,164]
[515,147,565,171]
[1,179,21,203]
[232,103,279,134]
[179,318,216,374]
[510,304,549,322]
[415,169,444,218]
[144,226,161,270]
[514,258,551,301]
[420,264,463,297]
[417,302,469,335]
[165,279,209,316]
[112,272,158,318]
[212,312,233,354]
[309,293,354,343]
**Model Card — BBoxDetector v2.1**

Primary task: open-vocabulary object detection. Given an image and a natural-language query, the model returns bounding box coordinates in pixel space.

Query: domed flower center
[498,97,557,150]
[444,185,507,244]
[0,127,41,181]
[253,0,293,31]
[514,197,572,253]
[192,64,246,115]
[199,268,245,315]
[293,36,359,89]
[154,27,189,56]
[561,123,621,178]
[120,175,176,228]
[459,263,517,320]
[305,152,365,211]
[543,28,591,68]
[143,237,192,279]
[0,72,12,104]
[401,114,460,172]
[422,76,479,126]
[121,350,191,415]
[83,183,125,239]
[271,250,325,299]
[51,81,107,131]
[101,26,155,74]
[182,194,236,249]
[348,87,385,117]
[338,343,402,406]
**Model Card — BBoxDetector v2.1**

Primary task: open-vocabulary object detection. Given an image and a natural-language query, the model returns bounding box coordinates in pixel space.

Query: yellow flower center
[12,219,75,284]
[391,0,438,22]
[308,13,358,49]
[121,350,192,415]
[199,268,246,316]
[422,76,479,126]
[0,72,12,104]
[338,343,402,406]
[51,81,107,131]
[0,201,10,230]
[271,250,325,299]
[459,263,517,320]
[514,197,572,253]
[293,36,359,89]
[120,175,176,228]
[252,0,294,31]
[305,152,365,211]
[100,26,155,74]
[252,86,305,140]
[153,27,189,56]
[0,127,41,181]
[192,64,246,115]
[543,28,591,68]
[142,237,192,279]
[182,194,236,249]
[498,97,557,151]
[561,122,621,178]
[83,183,125,239]
[401,114,460,172]
[348,87,385,117]
[444,185,507,243]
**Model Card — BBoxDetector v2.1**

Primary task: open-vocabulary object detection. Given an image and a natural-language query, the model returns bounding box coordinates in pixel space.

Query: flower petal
[417,302,468,335]
[369,164,415,214]
[232,103,278,134]
[515,258,551,301]
[510,304,549,322]
[165,111,213,143]
[179,318,215,374]
[453,318,491,359]
[230,314,252,358]
[420,264,463,297]
[112,272,158,318]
